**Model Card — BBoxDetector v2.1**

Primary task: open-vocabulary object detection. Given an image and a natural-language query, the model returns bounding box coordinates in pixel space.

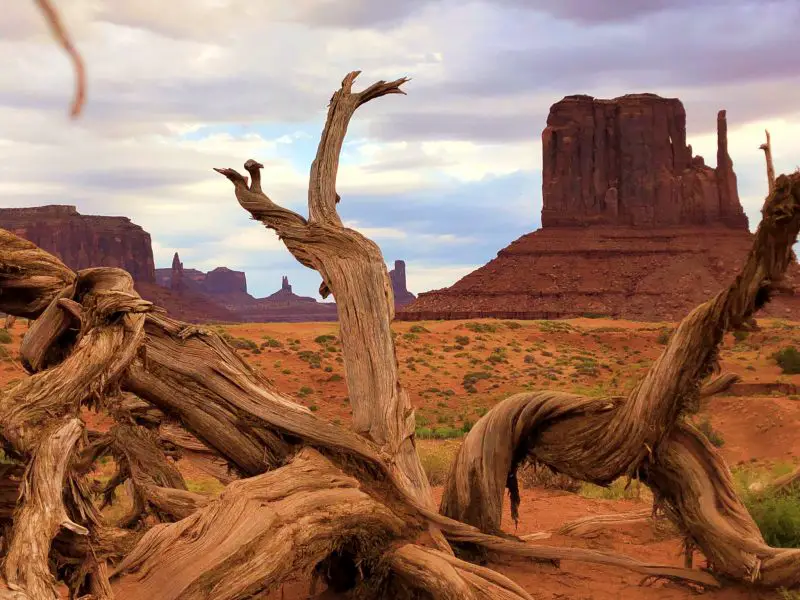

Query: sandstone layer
[0,205,156,282]
[398,94,799,322]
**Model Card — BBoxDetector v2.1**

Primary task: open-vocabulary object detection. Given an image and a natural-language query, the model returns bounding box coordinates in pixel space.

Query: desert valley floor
[3,317,796,600]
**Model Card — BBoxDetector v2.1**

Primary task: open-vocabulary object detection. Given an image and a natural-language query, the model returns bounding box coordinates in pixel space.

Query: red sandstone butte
[0,205,156,282]
[389,260,416,308]
[397,94,799,322]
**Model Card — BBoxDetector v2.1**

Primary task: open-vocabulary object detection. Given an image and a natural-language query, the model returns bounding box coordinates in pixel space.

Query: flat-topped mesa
[156,261,247,296]
[0,204,156,282]
[541,94,749,229]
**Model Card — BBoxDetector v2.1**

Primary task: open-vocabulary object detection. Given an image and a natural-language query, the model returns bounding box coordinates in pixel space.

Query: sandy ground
[2,317,798,599]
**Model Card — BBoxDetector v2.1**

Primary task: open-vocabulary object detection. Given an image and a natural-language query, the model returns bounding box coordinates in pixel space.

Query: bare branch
[759,130,776,195]
[33,0,86,118]
[308,71,409,226]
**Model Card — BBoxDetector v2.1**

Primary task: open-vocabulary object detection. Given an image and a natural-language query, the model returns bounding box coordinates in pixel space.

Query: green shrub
[772,346,800,374]
[518,463,581,493]
[695,417,725,447]
[454,335,470,346]
[409,324,429,334]
[656,329,671,345]
[261,337,282,348]
[314,334,336,345]
[464,322,497,334]
[0,329,11,344]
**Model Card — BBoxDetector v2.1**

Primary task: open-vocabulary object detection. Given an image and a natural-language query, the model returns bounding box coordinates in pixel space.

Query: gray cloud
[486,0,784,23]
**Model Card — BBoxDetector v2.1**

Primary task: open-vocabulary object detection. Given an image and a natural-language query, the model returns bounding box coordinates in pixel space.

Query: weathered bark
[3,419,87,599]
[109,449,414,600]
[760,130,776,195]
[440,171,800,587]
[214,72,432,512]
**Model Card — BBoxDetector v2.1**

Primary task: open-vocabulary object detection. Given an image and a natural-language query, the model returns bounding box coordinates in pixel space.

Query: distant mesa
[398,93,799,322]
[156,253,247,297]
[0,205,156,283]
[0,204,418,323]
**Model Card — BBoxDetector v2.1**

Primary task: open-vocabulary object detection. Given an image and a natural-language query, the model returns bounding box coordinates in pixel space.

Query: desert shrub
[230,337,258,351]
[402,332,418,342]
[771,346,800,374]
[462,371,491,392]
[732,329,749,343]
[518,463,581,493]
[464,322,497,334]
[656,329,671,345]
[327,373,343,382]
[695,417,725,447]
[314,334,336,345]
[580,477,644,501]
[735,464,800,549]
[297,350,322,368]
[417,441,459,485]
[0,329,11,344]
[487,348,507,364]
[454,335,470,346]
[536,321,573,334]
[409,324,429,334]
[261,336,282,348]
[502,321,522,330]
[297,386,313,398]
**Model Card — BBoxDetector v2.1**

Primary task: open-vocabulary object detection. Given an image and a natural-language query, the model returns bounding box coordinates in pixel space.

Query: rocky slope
[398,94,799,321]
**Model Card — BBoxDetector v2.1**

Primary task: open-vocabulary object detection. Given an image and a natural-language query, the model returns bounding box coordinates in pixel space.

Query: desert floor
[2,317,797,599]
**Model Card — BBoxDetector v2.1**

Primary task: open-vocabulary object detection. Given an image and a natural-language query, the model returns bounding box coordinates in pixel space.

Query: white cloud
[404,263,480,294]
[0,0,797,301]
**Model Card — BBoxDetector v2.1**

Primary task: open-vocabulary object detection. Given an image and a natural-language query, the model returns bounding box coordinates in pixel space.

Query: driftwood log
[0,72,798,599]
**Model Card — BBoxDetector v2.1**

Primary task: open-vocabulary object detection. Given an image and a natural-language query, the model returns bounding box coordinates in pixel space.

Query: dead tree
[760,129,776,195]
[0,73,798,599]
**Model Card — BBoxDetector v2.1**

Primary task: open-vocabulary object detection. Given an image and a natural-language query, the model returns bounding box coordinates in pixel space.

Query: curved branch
[3,419,87,599]
[308,71,408,226]
[440,171,800,586]
[33,0,87,118]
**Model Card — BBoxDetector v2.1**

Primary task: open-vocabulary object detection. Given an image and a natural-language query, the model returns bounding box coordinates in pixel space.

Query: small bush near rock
[0,329,12,344]
[517,462,581,493]
[772,346,800,374]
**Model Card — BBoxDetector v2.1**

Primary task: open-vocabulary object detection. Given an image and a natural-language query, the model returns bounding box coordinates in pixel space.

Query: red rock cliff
[0,205,156,282]
[389,260,416,307]
[541,94,748,229]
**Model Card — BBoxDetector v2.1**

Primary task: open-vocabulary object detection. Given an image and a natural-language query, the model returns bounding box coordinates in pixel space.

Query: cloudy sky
[1,0,798,299]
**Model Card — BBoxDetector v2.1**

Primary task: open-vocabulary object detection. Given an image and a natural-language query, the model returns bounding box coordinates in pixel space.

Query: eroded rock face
[389,260,416,308]
[541,94,748,229]
[397,94,799,322]
[0,205,156,282]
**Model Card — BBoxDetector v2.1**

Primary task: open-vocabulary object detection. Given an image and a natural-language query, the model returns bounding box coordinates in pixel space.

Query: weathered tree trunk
[214,71,434,521]
[440,171,800,586]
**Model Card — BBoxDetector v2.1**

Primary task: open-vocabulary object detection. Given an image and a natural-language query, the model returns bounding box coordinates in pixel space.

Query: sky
[0,1,798,299]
